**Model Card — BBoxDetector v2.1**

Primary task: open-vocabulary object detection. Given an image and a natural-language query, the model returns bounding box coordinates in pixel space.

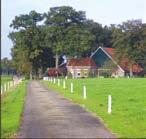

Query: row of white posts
[1,79,22,95]
[43,76,112,114]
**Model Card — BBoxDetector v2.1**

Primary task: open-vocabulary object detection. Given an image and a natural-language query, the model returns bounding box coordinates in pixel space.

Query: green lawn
[43,78,146,138]
[1,81,27,138]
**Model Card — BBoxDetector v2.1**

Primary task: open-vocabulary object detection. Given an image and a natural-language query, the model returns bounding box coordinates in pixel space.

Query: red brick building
[67,57,97,78]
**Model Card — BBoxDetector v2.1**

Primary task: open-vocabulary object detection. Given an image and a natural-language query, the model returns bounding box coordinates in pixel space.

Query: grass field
[1,81,27,138]
[43,78,146,138]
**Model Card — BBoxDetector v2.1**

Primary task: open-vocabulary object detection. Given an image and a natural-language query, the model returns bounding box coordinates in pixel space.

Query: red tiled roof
[103,47,115,59]
[68,57,97,67]
[102,47,143,73]
[120,59,143,73]
[132,64,143,73]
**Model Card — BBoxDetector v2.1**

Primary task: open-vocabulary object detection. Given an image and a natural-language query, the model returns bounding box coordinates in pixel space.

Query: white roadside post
[83,85,87,99]
[58,79,60,86]
[71,82,73,93]
[4,83,7,92]
[54,78,56,84]
[63,80,66,89]
[108,95,112,114]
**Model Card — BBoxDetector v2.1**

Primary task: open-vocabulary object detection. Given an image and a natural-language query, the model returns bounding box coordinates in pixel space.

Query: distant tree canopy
[112,20,146,74]
[1,58,15,75]
[9,6,146,78]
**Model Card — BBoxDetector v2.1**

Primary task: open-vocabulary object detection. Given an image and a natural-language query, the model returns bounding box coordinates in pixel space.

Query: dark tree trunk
[55,53,59,69]
[129,63,133,77]
[30,64,33,80]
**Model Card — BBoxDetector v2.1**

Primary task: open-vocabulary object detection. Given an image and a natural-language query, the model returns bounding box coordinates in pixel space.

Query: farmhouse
[47,47,144,78]
[67,57,97,78]
[90,47,144,77]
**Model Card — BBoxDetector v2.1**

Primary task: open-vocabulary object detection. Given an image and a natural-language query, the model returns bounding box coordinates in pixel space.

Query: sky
[1,0,146,59]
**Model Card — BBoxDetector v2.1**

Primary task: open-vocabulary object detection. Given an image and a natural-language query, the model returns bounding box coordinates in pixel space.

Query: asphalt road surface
[17,81,116,138]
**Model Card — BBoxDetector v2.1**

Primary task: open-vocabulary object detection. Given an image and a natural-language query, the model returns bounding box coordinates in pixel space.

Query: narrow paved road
[17,81,115,138]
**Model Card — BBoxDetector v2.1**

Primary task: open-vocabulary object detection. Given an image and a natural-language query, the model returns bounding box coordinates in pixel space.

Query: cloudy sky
[2,0,146,59]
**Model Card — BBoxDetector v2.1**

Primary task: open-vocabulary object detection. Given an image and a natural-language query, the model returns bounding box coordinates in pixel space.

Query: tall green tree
[83,20,103,48]
[112,20,146,76]
[64,25,95,57]
[44,6,94,68]
[9,11,47,78]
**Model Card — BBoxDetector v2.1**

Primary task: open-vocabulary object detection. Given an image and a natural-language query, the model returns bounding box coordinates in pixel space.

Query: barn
[90,47,144,77]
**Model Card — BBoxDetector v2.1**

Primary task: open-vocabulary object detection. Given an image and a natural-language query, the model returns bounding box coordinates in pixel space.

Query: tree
[9,11,48,78]
[102,25,113,48]
[83,20,113,51]
[44,6,92,68]
[83,20,103,49]
[112,20,146,76]
[1,58,14,75]
[64,25,95,57]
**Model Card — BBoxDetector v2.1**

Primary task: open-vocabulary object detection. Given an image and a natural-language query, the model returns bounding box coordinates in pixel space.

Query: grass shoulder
[1,81,28,138]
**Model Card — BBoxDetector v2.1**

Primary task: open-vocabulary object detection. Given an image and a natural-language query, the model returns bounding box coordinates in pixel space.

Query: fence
[1,78,23,95]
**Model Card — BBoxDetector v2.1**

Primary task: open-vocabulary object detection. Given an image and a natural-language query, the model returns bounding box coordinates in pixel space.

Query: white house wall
[112,68,125,77]
[67,66,96,78]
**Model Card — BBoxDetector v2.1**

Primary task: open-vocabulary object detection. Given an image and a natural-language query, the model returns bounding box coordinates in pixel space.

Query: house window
[77,72,80,76]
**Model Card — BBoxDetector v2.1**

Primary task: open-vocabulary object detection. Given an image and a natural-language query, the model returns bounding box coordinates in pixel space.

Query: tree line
[6,6,146,78]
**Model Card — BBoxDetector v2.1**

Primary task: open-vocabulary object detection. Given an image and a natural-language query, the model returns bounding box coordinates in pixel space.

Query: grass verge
[1,81,27,138]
